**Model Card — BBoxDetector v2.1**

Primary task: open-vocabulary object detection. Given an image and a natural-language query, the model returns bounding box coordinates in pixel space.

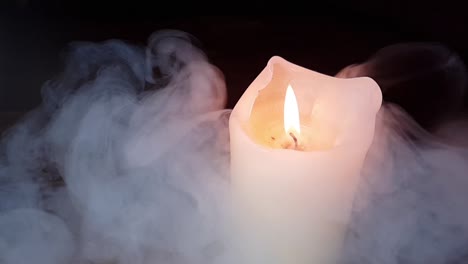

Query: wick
[289,132,298,149]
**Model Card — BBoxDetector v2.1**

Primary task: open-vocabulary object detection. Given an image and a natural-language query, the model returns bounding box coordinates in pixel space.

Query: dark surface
[2,3,468,130]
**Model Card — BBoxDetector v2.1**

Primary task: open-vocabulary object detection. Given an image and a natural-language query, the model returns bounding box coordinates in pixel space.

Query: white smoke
[338,43,468,264]
[1,32,468,264]
[0,30,230,264]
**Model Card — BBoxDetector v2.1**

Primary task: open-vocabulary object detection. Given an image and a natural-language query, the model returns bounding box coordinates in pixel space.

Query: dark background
[2,1,468,131]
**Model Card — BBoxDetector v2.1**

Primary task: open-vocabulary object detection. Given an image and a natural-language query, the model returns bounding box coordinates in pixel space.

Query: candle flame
[284,84,301,135]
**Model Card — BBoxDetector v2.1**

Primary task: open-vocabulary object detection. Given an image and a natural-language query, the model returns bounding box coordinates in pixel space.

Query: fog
[338,43,468,264]
[1,31,468,264]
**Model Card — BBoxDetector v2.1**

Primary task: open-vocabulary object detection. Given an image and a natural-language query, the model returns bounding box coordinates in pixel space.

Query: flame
[284,84,301,135]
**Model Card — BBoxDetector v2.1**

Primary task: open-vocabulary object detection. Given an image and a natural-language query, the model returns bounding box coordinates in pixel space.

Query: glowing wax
[229,56,382,264]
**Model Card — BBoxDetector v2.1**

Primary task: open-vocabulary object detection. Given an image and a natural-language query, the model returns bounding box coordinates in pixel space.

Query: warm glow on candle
[230,56,382,264]
[284,84,301,135]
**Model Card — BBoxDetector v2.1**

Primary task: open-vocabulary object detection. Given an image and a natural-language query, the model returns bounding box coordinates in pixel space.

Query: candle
[229,56,382,264]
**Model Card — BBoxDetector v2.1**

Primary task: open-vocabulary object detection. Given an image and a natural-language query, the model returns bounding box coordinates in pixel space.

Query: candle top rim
[232,56,382,122]
[229,55,382,153]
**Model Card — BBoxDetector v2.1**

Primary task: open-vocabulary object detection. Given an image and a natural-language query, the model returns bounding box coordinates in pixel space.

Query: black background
[2,1,468,130]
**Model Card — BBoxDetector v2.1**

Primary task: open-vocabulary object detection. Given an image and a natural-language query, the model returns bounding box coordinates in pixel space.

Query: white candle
[229,56,382,264]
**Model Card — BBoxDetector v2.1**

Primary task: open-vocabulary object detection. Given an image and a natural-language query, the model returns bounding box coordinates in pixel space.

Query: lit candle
[229,56,382,264]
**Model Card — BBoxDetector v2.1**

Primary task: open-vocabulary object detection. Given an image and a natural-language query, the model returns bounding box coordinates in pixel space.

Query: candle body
[229,57,382,264]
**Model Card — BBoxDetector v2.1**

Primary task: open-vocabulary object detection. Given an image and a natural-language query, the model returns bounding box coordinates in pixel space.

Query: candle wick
[289,132,298,149]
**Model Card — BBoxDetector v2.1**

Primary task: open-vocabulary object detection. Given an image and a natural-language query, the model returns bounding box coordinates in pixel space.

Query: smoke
[336,43,467,130]
[338,43,468,264]
[1,32,468,264]
[0,30,230,264]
